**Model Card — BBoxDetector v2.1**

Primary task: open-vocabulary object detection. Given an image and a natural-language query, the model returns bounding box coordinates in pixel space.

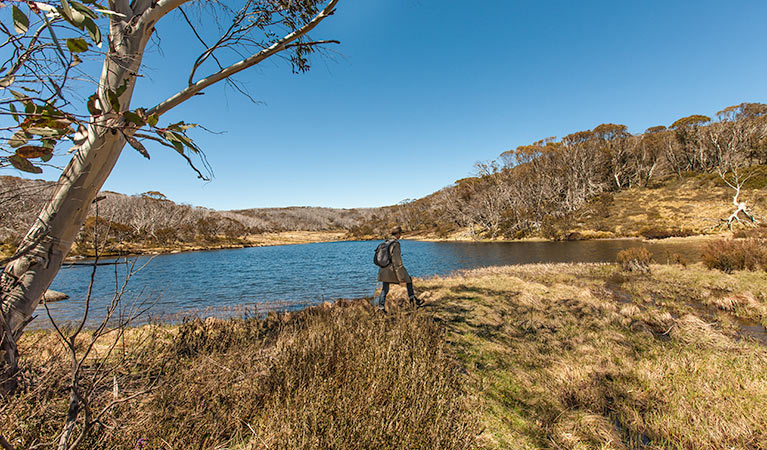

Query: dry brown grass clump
[617,247,653,272]
[639,226,695,240]
[702,237,767,272]
[420,263,767,449]
[1,302,478,450]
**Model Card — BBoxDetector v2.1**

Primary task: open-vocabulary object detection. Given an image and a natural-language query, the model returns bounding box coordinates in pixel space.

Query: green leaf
[87,93,102,115]
[46,118,73,130]
[66,38,90,53]
[70,1,98,20]
[9,90,27,101]
[106,89,120,112]
[0,75,15,88]
[168,121,198,132]
[8,155,43,174]
[82,17,101,46]
[147,114,159,127]
[15,146,53,159]
[59,0,86,27]
[176,133,201,153]
[9,104,19,122]
[123,111,146,126]
[125,135,150,159]
[8,132,28,148]
[159,131,184,152]
[115,78,129,97]
[96,7,127,18]
[12,6,29,34]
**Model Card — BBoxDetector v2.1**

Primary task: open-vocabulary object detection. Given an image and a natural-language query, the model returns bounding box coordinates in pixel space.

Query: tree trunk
[0,19,153,390]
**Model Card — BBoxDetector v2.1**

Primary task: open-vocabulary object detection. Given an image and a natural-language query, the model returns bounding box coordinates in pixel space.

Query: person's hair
[390,225,402,236]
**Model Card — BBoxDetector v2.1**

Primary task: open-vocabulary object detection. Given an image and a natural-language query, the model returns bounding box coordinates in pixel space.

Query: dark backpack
[373,240,394,268]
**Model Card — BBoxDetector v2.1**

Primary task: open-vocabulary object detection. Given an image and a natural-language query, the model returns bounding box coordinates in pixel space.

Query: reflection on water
[39,239,702,329]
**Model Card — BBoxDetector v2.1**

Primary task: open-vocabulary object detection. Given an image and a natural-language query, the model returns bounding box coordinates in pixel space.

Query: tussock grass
[702,236,767,272]
[617,247,653,273]
[419,263,767,449]
[1,302,478,449]
[4,262,767,449]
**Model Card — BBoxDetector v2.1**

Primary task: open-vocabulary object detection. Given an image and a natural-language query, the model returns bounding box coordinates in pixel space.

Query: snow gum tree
[0,0,341,391]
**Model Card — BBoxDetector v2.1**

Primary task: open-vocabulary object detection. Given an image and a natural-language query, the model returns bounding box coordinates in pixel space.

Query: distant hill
[0,176,382,256]
[348,102,767,240]
[228,206,380,232]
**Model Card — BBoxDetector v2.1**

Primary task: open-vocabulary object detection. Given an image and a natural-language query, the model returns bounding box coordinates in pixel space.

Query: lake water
[37,239,703,329]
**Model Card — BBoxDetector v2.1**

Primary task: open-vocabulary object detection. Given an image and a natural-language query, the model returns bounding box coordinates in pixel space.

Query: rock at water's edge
[42,290,69,303]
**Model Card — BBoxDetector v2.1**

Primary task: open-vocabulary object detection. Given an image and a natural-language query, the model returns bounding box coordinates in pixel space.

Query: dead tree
[718,167,757,230]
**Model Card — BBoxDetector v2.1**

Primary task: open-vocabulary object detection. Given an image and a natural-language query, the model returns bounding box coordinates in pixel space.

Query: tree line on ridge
[349,102,767,239]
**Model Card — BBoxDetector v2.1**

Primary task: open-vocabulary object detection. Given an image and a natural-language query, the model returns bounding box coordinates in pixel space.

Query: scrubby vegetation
[3,262,767,449]
[0,177,378,257]
[700,224,767,273]
[350,103,767,240]
[616,247,653,272]
[1,302,477,449]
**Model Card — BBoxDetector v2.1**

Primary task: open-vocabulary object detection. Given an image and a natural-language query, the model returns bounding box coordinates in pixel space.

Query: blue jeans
[378,282,415,308]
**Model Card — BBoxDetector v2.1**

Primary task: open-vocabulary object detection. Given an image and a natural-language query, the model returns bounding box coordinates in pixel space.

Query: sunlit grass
[4,262,766,449]
[418,263,767,449]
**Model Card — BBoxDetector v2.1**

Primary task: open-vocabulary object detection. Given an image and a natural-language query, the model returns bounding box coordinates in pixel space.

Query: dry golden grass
[2,301,477,450]
[419,263,767,449]
[63,230,349,259]
[572,176,766,238]
[243,230,347,246]
[4,262,767,449]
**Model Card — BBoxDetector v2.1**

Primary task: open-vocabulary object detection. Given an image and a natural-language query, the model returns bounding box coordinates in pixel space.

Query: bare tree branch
[146,0,340,117]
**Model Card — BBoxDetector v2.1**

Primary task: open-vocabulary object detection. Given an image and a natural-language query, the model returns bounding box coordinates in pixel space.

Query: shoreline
[62,230,352,262]
[15,261,767,448]
[58,230,729,263]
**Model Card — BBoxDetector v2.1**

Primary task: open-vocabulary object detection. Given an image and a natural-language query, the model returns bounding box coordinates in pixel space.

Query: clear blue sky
[13,0,767,210]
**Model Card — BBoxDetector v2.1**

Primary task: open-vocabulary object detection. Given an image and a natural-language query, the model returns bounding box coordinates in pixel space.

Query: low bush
[702,238,767,273]
[617,247,653,273]
[639,226,695,240]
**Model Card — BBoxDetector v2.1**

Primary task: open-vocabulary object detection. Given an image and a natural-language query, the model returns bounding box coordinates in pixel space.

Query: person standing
[377,226,422,311]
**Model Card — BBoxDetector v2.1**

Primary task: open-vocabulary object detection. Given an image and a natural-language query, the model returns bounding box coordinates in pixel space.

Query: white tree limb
[146,0,339,117]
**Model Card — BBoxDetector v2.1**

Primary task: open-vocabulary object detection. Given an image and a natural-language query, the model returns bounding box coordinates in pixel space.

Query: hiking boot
[409,295,424,307]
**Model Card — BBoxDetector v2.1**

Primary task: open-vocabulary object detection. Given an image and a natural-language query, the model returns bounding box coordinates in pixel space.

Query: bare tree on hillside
[717,166,758,230]
[0,0,342,391]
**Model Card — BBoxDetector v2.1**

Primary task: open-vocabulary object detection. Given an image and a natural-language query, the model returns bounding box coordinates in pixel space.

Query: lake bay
[38,239,703,329]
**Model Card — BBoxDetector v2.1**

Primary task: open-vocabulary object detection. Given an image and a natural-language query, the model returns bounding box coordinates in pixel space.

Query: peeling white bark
[0,0,342,388]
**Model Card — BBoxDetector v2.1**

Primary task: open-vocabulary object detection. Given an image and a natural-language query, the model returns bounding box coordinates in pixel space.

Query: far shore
[62,230,350,262]
[57,229,730,262]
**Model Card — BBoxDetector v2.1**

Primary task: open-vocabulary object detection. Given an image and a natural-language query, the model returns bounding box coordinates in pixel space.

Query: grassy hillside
[4,261,767,449]
[404,172,767,242]
[560,173,767,240]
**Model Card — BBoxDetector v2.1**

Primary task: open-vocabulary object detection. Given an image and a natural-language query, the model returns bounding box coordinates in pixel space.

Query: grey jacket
[377,238,412,283]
